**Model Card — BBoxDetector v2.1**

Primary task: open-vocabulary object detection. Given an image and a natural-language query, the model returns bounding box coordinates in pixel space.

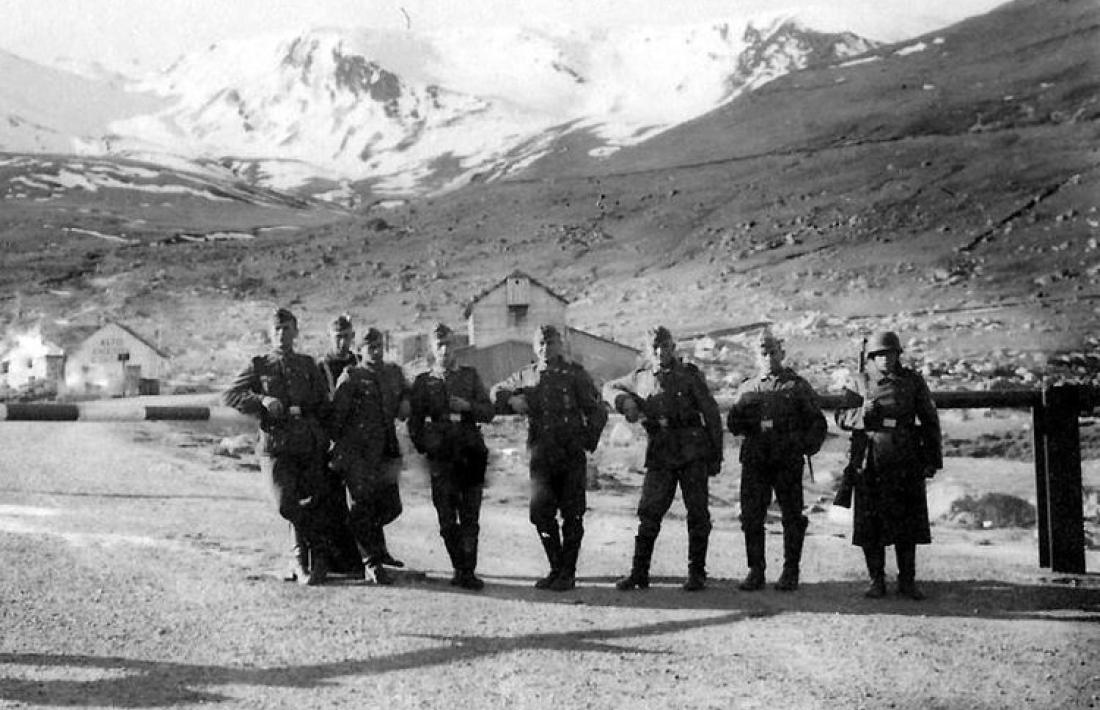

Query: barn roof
[462,270,569,319]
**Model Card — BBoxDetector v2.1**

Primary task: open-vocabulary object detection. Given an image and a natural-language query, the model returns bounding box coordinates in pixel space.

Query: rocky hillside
[1,0,1098,394]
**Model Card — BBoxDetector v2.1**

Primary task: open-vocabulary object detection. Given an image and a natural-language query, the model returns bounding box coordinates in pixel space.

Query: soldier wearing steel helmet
[603,326,723,592]
[836,331,942,600]
[407,322,495,590]
[490,324,609,592]
[727,329,827,592]
[223,307,335,586]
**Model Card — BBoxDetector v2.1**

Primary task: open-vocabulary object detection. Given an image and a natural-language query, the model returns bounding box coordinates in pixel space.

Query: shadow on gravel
[441,575,1100,622]
[0,611,757,707]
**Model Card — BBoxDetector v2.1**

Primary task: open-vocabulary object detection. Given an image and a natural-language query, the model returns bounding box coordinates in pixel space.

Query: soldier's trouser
[895,543,917,585]
[863,545,886,581]
[739,460,806,532]
[261,453,333,553]
[636,461,712,543]
[430,465,483,572]
[342,453,401,565]
[530,449,587,570]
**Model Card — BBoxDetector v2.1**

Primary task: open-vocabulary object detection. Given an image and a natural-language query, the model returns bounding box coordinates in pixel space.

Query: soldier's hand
[449,395,471,412]
[621,397,641,423]
[261,396,285,418]
[508,394,529,414]
[397,399,411,422]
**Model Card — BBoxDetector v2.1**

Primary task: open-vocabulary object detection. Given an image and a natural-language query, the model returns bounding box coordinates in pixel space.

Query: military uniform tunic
[491,358,608,528]
[407,365,495,570]
[603,359,723,540]
[223,350,333,549]
[727,367,826,533]
[841,367,942,547]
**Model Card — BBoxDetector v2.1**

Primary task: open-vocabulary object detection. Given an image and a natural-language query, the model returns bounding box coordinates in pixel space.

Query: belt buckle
[448,412,463,423]
[761,419,773,431]
[288,406,302,417]
[883,417,896,429]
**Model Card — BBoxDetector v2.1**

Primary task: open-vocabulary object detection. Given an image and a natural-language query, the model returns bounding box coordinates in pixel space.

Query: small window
[25,358,34,369]
[118,352,130,362]
[1,361,8,374]
[508,304,529,328]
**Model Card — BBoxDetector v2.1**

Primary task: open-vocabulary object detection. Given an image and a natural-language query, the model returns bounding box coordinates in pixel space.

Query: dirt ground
[1,406,1099,710]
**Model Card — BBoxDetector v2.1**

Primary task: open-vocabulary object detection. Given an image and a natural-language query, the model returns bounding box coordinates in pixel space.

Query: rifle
[833,337,868,508]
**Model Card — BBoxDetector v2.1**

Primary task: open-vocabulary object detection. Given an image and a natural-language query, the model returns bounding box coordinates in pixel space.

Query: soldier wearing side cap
[836,331,942,600]
[490,325,609,592]
[358,326,411,571]
[604,326,723,592]
[727,330,827,592]
[223,308,335,585]
[327,326,409,585]
[407,323,495,590]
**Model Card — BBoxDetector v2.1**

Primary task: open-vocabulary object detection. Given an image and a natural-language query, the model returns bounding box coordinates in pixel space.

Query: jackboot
[458,535,484,590]
[305,542,331,587]
[378,528,405,568]
[863,545,887,598]
[895,543,925,600]
[775,517,807,592]
[442,530,464,586]
[738,530,766,591]
[682,533,708,591]
[285,526,310,583]
[615,535,655,591]
[549,518,582,592]
[535,524,563,590]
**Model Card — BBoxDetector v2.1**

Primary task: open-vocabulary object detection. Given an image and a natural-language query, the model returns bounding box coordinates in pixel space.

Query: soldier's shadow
[441,573,1100,622]
[0,610,756,708]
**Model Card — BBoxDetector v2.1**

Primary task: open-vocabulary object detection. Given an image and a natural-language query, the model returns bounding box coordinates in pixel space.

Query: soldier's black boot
[738,530,766,591]
[775,517,807,592]
[285,526,310,583]
[682,533,708,591]
[863,545,887,598]
[535,524,563,589]
[442,529,464,586]
[616,535,655,591]
[895,543,925,600]
[458,535,485,591]
[305,543,331,587]
[362,526,394,585]
[549,517,583,592]
[378,528,405,568]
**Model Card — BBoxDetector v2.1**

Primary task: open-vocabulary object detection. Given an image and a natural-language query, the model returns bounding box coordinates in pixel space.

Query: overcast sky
[2,0,1009,72]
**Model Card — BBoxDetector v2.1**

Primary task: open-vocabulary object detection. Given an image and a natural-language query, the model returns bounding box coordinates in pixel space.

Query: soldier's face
[757,343,783,374]
[365,337,384,364]
[431,334,455,368]
[272,321,297,351]
[332,330,354,356]
[651,340,675,368]
[869,350,899,372]
[534,333,562,364]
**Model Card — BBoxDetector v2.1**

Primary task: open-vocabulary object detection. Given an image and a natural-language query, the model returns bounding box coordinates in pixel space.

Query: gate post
[1032,403,1050,568]
[1041,384,1086,574]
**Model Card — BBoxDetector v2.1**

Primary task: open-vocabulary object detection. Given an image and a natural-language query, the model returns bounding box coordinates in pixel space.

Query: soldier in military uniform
[490,325,608,592]
[358,326,411,571]
[727,331,827,592]
[604,326,723,592]
[309,314,370,581]
[836,331,942,600]
[223,308,335,586]
[407,323,495,590]
[328,326,410,585]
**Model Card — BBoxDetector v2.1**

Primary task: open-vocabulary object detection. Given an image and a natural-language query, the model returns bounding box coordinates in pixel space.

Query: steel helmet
[867,331,903,355]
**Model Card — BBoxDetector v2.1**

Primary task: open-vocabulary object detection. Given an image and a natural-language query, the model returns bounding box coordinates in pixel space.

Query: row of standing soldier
[224,309,942,599]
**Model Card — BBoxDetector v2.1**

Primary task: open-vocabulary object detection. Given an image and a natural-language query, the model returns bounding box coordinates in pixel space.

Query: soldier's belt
[759,418,798,433]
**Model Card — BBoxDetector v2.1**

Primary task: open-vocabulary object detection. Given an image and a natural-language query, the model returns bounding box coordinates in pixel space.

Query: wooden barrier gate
[2,384,1096,574]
